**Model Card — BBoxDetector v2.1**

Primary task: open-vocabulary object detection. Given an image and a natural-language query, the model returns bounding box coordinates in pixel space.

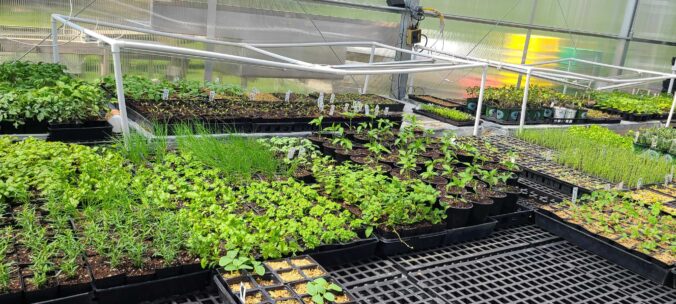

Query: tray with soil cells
[411,108,476,127]
[407,94,464,108]
[311,93,405,112]
[218,256,355,304]
[536,205,675,286]
[627,187,676,216]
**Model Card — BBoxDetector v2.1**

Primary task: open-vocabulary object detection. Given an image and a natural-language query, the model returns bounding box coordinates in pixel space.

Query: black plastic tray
[442,218,497,246]
[33,293,93,304]
[412,109,476,126]
[47,121,113,142]
[308,236,379,267]
[376,230,446,257]
[522,168,594,197]
[489,208,534,230]
[535,210,673,286]
[94,270,213,304]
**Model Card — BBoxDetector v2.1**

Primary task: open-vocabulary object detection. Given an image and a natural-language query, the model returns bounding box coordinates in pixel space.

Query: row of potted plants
[591,91,673,119]
[0,61,109,136]
[633,127,676,155]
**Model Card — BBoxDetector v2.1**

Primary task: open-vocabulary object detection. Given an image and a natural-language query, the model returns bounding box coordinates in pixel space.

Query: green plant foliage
[306,277,343,304]
[517,126,672,187]
[420,104,473,122]
[592,91,672,115]
[102,75,243,101]
[634,127,676,155]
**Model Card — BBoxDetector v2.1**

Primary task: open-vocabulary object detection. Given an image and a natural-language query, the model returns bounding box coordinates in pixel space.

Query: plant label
[637,178,643,189]
[318,100,325,112]
[651,137,657,148]
[616,182,624,190]
[384,107,390,116]
[161,88,169,100]
[318,92,325,104]
[287,148,296,160]
[604,184,611,190]
[343,103,349,113]
[208,91,215,102]
[634,131,639,143]
[365,105,370,115]
[215,77,220,83]
[544,151,553,161]
[329,104,335,116]
[285,90,291,102]
[239,283,246,303]
[374,105,380,116]
[572,187,578,203]
[330,93,335,104]
[298,147,306,158]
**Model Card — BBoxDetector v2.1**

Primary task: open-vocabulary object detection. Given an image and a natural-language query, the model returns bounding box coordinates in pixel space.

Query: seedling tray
[47,120,113,142]
[94,270,213,304]
[535,210,673,286]
[518,178,568,204]
[308,236,379,267]
[376,230,446,256]
[407,94,463,108]
[522,167,594,197]
[586,117,622,124]
[412,109,476,126]
[441,218,498,246]
[489,207,534,230]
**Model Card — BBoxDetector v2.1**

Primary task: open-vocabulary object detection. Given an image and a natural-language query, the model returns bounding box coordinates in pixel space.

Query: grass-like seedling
[175,123,281,181]
[420,104,473,122]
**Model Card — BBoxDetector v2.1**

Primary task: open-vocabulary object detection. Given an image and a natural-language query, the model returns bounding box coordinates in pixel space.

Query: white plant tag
[318,92,325,104]
[208,91,215,101]
[651,137,657,148]
[287,148,297,160]
[215,77,220,83]
[285,90,291,102]
[637,178,643,189]
[384,107,390,116]
[365,105,370,115]
[329,104,335,116]
[572,187,578,203]
[239,283,246,303]
[374,105,380,116]
[617,182,624,190]
[298,147,306,158]
[343,103,349,113]
[604,184,611,191]
[544,151,553,161]
[318,99,325,112]
[161,88,169,100]
[330,93,335,104]
[634,131,640,143]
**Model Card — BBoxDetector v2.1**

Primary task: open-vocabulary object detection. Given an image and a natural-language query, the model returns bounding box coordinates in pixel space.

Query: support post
[362,45,375,94]
[518,69,533,132]
[562,59,572,94]
[613,0,639,73]
[473,66,488,136]
[516,0,537,88]
[204,0,217,82]
[668,61,675,94]
[390,0,419,100]
[51,18,60,63]
[666,92,676,127]
[111,46,130,143]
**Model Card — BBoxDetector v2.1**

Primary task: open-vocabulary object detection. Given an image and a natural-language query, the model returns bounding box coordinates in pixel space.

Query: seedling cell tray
[412,109,476,126]
[522,168,594,197]
[442,218,498,246]
[94,269,213,304]
[308,236,379,267]
[407,94,463,108]
[33,293,93,304]
[489,208,535,230]
[47,120,113,142]
[376,230,446,256]
[535,210,673,286]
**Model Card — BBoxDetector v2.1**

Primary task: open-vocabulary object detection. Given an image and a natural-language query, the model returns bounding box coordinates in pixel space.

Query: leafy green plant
[219,250,265,276]
[420,104,473,122]
[306,277,343,304]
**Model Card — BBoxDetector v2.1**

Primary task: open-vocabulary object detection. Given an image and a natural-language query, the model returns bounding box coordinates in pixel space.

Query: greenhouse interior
[1,0,676,303]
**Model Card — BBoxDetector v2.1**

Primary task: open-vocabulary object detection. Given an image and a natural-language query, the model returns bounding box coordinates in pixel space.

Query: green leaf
[254,264,265,275]
[365,226,373,237]
[312,294,325,304]
[328,284,342,292]
[324,292,335,302]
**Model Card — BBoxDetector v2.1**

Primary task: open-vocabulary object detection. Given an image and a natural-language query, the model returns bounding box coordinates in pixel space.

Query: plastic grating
[536,242,676,304]
[324,258,403,288]
[139,288,228,304]
[389,225,560,272]
[519,178,568,204]
[409,247,647,304]
[347,276,445,304]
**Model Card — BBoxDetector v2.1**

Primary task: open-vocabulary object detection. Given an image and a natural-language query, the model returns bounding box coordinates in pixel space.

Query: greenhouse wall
[0,0,674,97]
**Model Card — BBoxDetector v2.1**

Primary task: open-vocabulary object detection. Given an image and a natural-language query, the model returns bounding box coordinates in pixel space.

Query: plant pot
[494,107,521,122]
[487,191,508,216]
[553,106,567,119]
[466,98,479,112]
[463,193,493,225]
[422,176,448,188]
[307,135,325,148]
[542,107,554,119]
[321,142,338,157]
[495,186,520,213]
[442,197,473,229]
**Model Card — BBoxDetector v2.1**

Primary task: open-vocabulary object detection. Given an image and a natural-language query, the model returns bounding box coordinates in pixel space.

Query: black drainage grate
[324,258,403,288]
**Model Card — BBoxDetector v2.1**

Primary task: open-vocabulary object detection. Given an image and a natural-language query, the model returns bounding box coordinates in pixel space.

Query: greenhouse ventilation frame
[414,45,676,130]
[49,14,490,141]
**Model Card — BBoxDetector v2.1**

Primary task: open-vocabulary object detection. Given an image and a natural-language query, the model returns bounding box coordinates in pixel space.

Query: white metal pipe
[668,62,675,94]
[334,59,435,68]
[51,18,60,63]
[52,15,117,45]
[335,62,459,69]
[519,71,532,132]
[473,66,488,136]
[666,93,676,127]
[363,45,375,94]
[111,46,130,142]
[570,58,675,77]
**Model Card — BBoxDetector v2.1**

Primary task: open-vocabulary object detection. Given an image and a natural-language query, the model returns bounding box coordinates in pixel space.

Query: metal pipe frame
[50,14,489,141]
